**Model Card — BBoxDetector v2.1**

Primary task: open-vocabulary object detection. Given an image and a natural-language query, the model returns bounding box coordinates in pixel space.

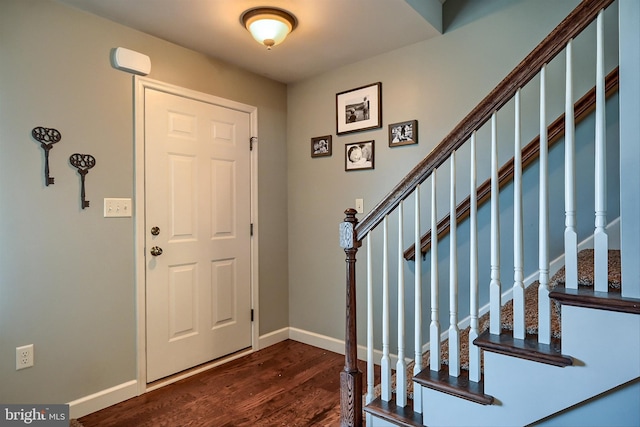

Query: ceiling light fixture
[241,7,297,50]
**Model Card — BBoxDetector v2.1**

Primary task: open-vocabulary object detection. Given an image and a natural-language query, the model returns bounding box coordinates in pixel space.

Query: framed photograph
[311,135,332,158]
[336,82,382,135]
[345,140,374,171]
[389,120,418,147]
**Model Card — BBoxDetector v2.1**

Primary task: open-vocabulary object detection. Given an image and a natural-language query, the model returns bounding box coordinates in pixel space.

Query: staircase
[364,250,638,426]
[338,1,640,426]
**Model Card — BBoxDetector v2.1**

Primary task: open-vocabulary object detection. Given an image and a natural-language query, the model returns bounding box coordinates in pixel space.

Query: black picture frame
[345,140,374,171]
[389,120,418,147]
[311,135,332,158]
[336,82,382,135]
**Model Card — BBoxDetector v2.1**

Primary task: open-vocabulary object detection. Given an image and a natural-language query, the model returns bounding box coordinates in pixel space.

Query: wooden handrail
[404,67,619,261]
[354,0,615,241]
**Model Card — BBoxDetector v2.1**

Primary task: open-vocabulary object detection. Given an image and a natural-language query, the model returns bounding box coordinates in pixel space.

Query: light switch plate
[104,198,132,217]
[355,198,364,214]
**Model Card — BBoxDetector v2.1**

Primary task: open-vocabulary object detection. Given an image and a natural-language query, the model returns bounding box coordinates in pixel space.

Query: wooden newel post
[339,208,363,427]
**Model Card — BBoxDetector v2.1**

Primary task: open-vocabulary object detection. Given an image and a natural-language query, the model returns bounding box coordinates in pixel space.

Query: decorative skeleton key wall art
[31,126,62,186]
[69,153,96,209]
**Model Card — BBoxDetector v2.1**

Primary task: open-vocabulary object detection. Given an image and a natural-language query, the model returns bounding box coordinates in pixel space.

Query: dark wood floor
[79,340,373,427]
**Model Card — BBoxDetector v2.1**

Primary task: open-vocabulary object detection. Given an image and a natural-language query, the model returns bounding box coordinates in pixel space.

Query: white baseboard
[288,327,346,355]
[287,327,407,367]
[258,327,290,349]
[266,326,385,364]
[252,326,346,355]
[68,379,137,419]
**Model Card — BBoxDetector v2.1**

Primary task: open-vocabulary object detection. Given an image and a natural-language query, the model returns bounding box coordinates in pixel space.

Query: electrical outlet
[16,344,34,370]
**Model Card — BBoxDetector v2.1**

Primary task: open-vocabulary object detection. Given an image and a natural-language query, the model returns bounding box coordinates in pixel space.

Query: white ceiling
[55,0,444,83]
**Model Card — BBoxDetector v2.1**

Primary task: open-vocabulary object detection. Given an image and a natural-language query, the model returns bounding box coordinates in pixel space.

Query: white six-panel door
[144,88,252,382]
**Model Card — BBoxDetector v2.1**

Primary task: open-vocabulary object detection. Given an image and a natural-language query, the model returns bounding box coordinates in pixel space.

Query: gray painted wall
[619,0,640,298]
[0,0,288,404]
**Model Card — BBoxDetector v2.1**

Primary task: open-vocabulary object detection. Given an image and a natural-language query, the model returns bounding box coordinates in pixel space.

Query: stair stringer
[419,306,640,427]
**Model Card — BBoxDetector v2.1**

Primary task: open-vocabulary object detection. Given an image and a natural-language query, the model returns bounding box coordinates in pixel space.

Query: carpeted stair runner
[371,249,621,400]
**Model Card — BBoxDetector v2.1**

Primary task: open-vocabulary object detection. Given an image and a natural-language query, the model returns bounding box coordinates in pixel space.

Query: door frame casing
[133,76,259,394]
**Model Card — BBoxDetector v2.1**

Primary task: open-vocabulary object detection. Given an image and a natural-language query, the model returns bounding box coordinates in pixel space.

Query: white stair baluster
[413,186,423,413]
[396,202,407,407]
[430,170,441,370]
[490,113,502,335]
[366,233,374,405]
[381,216,391,401]
[565,39,578,290]
[468,132,481,383]
[539,64,551,344]
[513,89,525,340]
[449,152,460,377]
[594,9,609,292]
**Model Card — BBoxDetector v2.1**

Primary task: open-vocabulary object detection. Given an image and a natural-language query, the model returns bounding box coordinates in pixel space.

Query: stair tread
[413,368,494,405]
[364,396,423,427]
[550,284,640,314]
[474,329,572,367]
[549,249,621,291]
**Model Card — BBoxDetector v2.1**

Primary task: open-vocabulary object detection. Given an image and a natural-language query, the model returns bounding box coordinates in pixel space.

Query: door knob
[150,246,163,256]
[151,226,160,236]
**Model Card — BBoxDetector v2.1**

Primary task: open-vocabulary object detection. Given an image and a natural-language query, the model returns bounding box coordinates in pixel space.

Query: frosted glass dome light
[242,8,297,50]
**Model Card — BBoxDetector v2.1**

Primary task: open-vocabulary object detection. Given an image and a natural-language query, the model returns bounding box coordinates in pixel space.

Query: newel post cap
[339,209,360,249]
